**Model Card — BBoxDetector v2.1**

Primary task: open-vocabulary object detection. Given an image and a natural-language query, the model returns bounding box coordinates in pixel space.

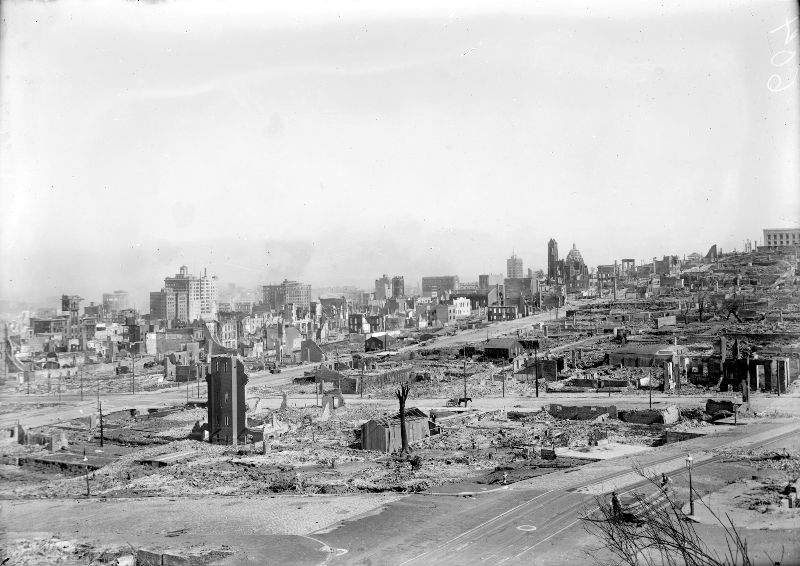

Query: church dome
[566,243,584,264]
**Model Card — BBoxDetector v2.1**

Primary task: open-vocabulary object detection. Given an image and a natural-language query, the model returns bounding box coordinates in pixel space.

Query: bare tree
[581,468,764,566]
[395,381,411,455]
[698,291,707,323]
[680,299,691,325]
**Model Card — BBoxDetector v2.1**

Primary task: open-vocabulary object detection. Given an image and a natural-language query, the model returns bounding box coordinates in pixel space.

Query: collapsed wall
[619,405,679,425]
[547,404,618,420]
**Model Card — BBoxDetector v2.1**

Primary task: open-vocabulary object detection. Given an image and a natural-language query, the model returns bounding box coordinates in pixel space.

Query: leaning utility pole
[534,345,539,398]
[231,358,238,448]
[98,400,104,448]
[84,448,90,497]
[463,351,467,400]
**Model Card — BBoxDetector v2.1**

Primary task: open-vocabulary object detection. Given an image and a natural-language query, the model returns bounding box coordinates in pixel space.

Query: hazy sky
[2,0,798,308]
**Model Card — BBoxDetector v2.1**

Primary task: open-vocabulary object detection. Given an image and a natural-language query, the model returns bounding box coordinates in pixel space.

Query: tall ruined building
[206,356,248,444]
[547,239,560,282]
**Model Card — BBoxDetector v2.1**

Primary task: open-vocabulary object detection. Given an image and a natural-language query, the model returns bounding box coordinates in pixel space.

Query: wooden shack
[360,407,431,453]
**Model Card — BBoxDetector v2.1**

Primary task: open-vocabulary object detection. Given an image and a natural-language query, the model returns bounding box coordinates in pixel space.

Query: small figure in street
[660,473,671,492]
[502,472,509,485]
[611,491,622,520]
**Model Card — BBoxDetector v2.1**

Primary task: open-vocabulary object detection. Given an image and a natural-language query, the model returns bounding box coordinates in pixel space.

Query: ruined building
[205,355,248,444]
[547,239,560,283]
[507,253,524,278]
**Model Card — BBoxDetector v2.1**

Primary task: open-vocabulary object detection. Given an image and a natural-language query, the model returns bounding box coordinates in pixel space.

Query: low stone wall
[547,404,618,420]
[619,404,679,425]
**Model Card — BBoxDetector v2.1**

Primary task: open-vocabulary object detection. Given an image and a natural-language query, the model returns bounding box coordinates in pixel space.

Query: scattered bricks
[161,553,191,566]
[162,551,232,565]
[136,549,162,566]
[507,410,533,421]
[547,404,618,421]
[569,379,599,388]
[661,405,679,424]
[599,379,629,388]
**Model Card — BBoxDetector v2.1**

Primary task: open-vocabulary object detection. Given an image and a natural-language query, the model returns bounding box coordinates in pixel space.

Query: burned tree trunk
[395,381,411,455]
[697,292,706,323]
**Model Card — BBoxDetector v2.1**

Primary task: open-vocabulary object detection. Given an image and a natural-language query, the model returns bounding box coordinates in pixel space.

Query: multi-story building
[421,275,460,300]
[763,228,800,250]
[391,276,405,299]
[102,290,129,317]
[458,281,480,293]
[149,288,190,324]
[262,280,311,312]
[374,274,391,301]
[507,254,524,279]
[479,273,504,290]
[217,312,239,350]
[205,356,248,444]
[163,265,218,321]
[348,313,371,334]
[196,270,218,320]
[547,239,560,282]
[233,302,253,314]
[504,277,538,311]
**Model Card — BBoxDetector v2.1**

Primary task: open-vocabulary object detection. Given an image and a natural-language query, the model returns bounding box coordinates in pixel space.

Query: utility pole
[231,358,238,448]
[130,353,135,395]
[534,346,539,398]
[649,367,653,409]
[79,365,83,401]
[463,350,467,400]
[84,448,90,497]
[98,400,104,448]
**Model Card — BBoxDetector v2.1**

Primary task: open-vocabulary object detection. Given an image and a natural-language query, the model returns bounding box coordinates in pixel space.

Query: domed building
[566,243,584,265]
[563,243,589,291]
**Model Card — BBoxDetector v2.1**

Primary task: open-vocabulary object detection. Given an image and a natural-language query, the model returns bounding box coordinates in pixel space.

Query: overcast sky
[1,0,798,308]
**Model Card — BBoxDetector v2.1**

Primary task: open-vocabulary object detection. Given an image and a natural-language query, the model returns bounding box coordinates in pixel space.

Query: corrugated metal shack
[360,407,431,453]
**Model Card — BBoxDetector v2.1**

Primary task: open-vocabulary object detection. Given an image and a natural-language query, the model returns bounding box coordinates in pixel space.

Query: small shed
[514,359,561,382]
[314,366,358,394]
[483,338,524,361]
[360,407,431,453]
[607,344,684,367]
[365,334,397,352]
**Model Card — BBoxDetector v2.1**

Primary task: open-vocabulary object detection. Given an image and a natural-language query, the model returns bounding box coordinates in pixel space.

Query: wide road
[0,363,312,429]
[424,306,571,350]
[315,421,800,566]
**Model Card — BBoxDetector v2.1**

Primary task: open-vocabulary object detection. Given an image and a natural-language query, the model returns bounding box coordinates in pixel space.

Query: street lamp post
[686,454,694,516]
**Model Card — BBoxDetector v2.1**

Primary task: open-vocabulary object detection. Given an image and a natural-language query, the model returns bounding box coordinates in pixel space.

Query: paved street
[315,422,800,565]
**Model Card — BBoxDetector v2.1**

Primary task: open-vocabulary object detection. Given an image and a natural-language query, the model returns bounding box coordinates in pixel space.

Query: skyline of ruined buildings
[4,230,798,366]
